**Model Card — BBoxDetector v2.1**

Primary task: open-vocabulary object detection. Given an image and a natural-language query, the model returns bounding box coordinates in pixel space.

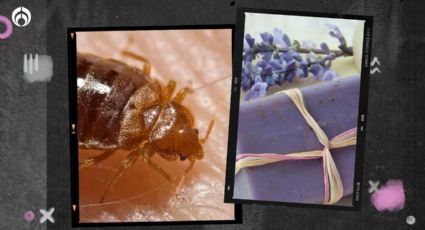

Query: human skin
[75,29,234,222]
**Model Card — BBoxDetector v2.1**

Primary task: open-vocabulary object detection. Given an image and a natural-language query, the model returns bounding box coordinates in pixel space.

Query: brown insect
[77,51,214,203]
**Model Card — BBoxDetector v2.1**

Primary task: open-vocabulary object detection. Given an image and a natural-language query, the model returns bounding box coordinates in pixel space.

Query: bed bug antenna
[121,36,231,92]
[200,119,215,144]
[191,75,232,92]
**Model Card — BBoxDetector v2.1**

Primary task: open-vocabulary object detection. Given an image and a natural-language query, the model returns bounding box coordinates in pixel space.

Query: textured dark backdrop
[1,0,424,229]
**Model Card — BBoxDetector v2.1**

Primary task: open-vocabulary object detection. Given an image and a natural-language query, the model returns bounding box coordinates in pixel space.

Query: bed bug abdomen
[77,53,153,149]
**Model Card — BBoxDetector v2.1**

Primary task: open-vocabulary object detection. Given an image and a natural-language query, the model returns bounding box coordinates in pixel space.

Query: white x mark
[368,180,380,193]
[39,207,55,223]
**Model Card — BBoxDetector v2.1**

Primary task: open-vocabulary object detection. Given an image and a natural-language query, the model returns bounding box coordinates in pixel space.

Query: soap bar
[234,76,360,204]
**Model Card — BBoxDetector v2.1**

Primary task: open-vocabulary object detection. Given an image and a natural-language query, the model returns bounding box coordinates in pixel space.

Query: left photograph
[68,27,237,225]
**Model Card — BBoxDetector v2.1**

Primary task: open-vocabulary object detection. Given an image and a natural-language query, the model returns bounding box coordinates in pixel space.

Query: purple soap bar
[234,76,360,204]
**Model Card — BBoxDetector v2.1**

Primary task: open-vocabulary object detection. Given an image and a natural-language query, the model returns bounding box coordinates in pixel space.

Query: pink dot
[24,210,35,222]
[371,179,405,212]
[0,15,13,40]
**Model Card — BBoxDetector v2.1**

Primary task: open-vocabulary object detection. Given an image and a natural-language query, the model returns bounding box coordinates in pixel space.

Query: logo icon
[0,15,13,39]
[12,6,31,27]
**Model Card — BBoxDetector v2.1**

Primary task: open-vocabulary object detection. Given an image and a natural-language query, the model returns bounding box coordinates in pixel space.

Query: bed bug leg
[172,87,194,104]
[163,80,177,102]
[100,150,139,203]
[141,143,173,183]
[200,119,215,144]
[79,150,116,170]
[122,50,152,76]
[175,157,196,193]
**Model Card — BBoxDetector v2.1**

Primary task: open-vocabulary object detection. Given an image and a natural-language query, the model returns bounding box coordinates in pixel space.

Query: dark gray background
[1,0,424,229]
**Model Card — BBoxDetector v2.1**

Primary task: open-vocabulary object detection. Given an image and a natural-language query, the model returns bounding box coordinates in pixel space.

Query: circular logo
[12,6,31,27]
[0,15,13,39]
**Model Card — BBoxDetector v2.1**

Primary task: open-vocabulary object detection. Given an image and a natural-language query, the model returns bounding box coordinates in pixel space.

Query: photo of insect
[77,51,215,203]
[74,29,234,222]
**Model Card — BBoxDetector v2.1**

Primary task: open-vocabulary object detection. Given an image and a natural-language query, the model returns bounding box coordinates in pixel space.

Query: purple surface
[234,76,360,205]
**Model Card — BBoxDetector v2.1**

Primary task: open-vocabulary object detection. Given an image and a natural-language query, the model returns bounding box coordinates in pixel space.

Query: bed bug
[76,51,214,203]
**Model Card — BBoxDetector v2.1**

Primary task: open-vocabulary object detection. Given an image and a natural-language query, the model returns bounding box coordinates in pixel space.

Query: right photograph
[228,9,372,207]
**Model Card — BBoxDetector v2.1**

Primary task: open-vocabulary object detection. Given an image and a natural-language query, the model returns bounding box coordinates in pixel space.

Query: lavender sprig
[242,25,352,101]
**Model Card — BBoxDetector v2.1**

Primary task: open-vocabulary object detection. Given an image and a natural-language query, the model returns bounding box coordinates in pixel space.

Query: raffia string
[235,88,357,205]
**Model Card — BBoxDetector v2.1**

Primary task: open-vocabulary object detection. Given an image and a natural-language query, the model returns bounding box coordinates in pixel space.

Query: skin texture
[76,29,233,222]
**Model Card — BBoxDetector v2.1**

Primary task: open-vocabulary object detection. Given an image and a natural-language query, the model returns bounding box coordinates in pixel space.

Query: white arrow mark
[370,68,382,74]
[371,57,381,66]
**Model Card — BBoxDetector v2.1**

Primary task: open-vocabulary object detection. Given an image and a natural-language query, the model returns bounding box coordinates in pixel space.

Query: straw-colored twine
[235,88,357,205]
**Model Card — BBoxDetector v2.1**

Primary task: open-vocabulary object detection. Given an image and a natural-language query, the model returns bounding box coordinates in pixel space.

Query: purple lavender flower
[322,70,338,81]
[320,42,330,53]
[269,58,287,85]
[241,24,350,101]
[299,59,308,78]
[326,24,351,55]
[241,61,253,91]
[245,34,255,48]
[281,50,296,62]
[284,60,297,82]
[309,63,337,81]
[283,34,291,47]
[309,63,322,77]
[301,40,316,50]
[244,81,268,101]
[260,32,274,45]
[268,58,283,71]
[326,24,344,42]
[243,34,255,62]
[273,28,289,49]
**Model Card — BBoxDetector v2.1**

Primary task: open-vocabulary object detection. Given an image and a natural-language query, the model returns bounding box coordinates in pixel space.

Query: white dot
[406,215,415,225]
